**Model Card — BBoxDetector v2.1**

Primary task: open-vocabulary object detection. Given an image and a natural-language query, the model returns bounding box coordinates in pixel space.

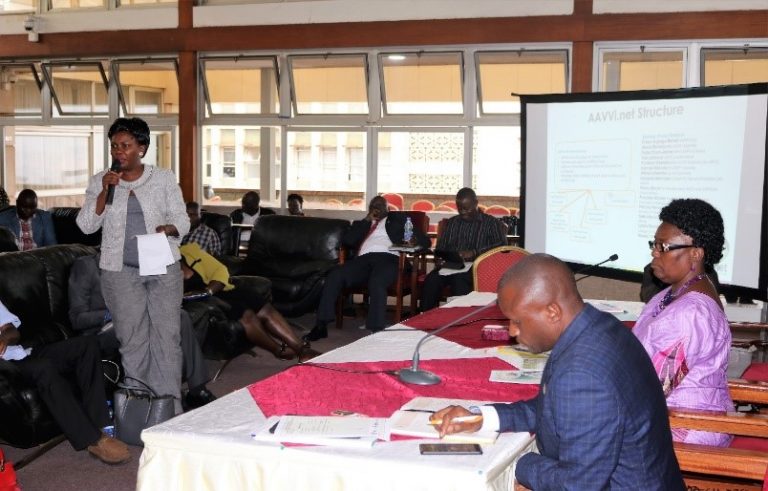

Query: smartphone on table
[419,443,483,455]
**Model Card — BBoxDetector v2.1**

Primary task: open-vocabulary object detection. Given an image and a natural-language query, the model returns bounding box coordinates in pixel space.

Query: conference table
[137,292,540,491]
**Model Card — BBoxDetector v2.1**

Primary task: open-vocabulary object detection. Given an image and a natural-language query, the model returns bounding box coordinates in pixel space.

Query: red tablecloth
[741,362,768,383]
[401,305,510,349]
[248,357,539,418]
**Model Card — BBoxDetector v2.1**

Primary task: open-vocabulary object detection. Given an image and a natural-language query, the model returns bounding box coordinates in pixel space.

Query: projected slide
[523,86,767,291]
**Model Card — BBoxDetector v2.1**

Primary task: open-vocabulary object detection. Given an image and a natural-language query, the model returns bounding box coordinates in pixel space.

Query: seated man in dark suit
[68,254,216,410]
[0,189,57,251]
[420,187,505,311]
[0,299,131,464]
[304,196,430,341]
[434,254,684,490]
[229,191,275,247]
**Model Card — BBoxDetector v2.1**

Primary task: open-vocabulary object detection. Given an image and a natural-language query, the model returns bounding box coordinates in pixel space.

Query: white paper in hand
[137,232,175,276]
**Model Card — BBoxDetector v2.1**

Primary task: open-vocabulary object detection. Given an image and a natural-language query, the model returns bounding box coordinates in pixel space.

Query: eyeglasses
[648,240,695,253]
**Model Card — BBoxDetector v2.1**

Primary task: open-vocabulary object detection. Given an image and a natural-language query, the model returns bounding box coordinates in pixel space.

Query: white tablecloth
[137,309,535,491]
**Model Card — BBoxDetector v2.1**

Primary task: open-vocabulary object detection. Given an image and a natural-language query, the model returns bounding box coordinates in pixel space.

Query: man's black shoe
[184,388,217,410]
[302,325,328,342]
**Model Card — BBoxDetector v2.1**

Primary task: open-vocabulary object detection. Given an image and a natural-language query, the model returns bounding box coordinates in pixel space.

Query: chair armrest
[669,408,768,438]
[217,255,245,276]
[674,442,768,481]
[729,378,768,405]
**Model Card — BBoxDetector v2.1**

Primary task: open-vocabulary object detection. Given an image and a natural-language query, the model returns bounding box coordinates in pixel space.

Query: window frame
[199,55,281,117]
[474,48,570,116]
[378,50,466,117]
[41,60,110,117]
[112,57,179,116]
[287,53,371,117]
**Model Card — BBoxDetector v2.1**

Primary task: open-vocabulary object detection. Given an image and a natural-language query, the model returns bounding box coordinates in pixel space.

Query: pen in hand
[428,414,483,426]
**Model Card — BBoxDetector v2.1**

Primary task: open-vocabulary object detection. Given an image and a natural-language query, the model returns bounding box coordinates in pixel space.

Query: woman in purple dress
[633,198,732,447]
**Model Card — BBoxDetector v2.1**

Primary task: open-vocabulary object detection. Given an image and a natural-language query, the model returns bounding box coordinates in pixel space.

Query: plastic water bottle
[403,216,413,243]
[103,400,115,438]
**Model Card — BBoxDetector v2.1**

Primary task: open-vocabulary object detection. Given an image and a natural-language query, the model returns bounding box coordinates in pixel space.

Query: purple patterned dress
[634,290,733,447]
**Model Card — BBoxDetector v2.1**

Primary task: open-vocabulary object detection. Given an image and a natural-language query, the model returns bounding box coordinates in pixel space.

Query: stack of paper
[253,415,387,448]
[492,346,549,372]
[386,397,503,444]
[489,369,542,385]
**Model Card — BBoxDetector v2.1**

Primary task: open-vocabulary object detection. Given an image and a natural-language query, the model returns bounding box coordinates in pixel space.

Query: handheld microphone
[398,302,497,385]
[574,254,619,282]
[105,159,120,206]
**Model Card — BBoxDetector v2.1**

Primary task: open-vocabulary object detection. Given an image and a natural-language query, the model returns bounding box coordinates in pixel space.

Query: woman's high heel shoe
[297,340,321,363]
[273,342,295,361]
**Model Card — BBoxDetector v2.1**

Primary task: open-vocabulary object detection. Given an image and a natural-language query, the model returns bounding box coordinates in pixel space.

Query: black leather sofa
[0,242,272,450]
[200,210,235,257]
[49,207,102,247]
[0,244,96,448]
[240,215,350,317]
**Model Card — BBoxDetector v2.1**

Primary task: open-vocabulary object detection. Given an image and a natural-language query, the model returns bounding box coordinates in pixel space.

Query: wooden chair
[324,198,344,208]
[335,211,429,329]
[437,200,457,211]
[410,199,435,212]
[347,198,365,209]
[472,245,530,292]
[668,379,768,490]
[483,204,512,217]
[381,192,404,211]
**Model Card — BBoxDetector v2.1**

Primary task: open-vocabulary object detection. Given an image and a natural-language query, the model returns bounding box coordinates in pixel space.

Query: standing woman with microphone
[77,117,189,413]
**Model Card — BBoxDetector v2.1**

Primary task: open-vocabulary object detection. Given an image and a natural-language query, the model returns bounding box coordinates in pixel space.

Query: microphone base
[398,368,441,385]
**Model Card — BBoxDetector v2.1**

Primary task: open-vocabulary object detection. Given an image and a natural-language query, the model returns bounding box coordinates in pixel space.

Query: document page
[137,233,175,276]
[252,415,387,448]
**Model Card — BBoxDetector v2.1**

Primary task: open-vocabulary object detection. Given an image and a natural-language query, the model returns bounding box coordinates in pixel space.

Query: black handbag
[113,377,176,446]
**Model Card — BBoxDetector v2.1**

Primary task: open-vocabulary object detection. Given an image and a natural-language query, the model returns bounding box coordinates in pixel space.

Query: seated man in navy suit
[0,188,57,250]
[304,196,430,341]
[434,254,684,490]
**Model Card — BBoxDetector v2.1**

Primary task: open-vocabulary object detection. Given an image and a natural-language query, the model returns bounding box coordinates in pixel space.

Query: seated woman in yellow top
[180,243,320,363]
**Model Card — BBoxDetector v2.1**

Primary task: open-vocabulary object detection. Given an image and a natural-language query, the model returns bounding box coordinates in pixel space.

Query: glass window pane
[0,64,41,116]
[377,130,463,214]
[201,126,281,207]
[144,129,176,174]
[476,50,568,114]
[380,52,463,115]
[202,57,279,115]
[115,59,179,115]
[702,48,768,86]
[287,130,366,209]
[600,51,684,91]
[45,62,109,116]
[4,125,104,208]
[0,0,34,13]
[50,0,105,8]
[289,55,368,115]
[473,127,520,216]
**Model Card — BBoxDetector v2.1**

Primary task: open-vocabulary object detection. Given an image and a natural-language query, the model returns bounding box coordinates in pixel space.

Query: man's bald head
[499,253,580,307]
[496,253,584,353]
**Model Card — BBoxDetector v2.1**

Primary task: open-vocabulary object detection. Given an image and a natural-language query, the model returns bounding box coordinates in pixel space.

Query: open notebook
[386,397,504,444]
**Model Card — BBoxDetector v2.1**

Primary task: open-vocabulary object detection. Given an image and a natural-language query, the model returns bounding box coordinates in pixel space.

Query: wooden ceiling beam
[0,9,765,59]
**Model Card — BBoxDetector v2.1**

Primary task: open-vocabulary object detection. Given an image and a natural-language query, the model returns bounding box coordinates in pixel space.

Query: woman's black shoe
[184,388,217,410]
[302,325,328,342]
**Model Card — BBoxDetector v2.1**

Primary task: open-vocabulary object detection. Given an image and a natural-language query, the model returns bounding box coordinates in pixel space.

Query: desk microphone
[574,254,618,283]
[398,302,497,386]
[105,159,120,205]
